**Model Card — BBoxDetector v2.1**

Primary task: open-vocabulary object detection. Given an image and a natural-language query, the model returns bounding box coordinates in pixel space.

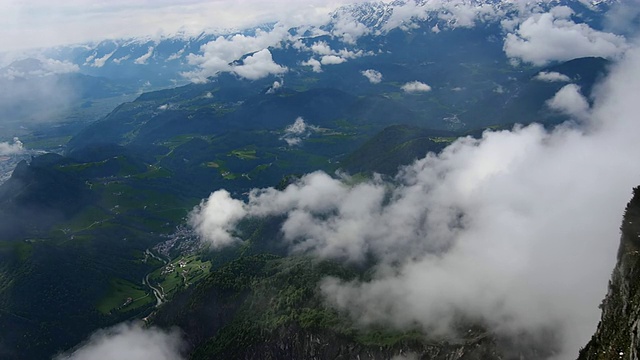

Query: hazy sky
[1,0,378,51]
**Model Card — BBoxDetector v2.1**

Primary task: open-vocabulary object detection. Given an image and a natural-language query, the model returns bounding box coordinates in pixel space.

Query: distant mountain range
[2,0,618,87]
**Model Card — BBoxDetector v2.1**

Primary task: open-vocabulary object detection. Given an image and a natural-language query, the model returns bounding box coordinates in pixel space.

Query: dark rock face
[579,187,640,360]
[230,325,499,360]
[200,324,558,360]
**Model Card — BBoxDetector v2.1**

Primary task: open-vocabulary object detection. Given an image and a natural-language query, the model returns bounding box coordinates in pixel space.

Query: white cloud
[546,84,590,120]
[232,49,287,80]
[401,81,431,93]
[306,40,364,67]
[331,13,370,44]
[310,41,333,56]
[41,58,79,74]
[134,46,154,65]
[294,41,369,72]
[278,117,320,146]
[320,55,346,65]
[167,48,185,61]
[437,2,498,27]
[282,138,302,146]
[266,80,283,94]
[0,138,24,155]
[361,69,382,84]
[182,25,289,83]
[54,322,185,360]
[604,1,640,35]
[336,48,363,59]
[188,190,247,249]
[534,71,571,82]
[112,55,130,64]
[301,58,322,73]
[90,50,116,68]
[382,0,506,33]
[189,45,640,360]
[1,57,79,79]
[504,6,628,66]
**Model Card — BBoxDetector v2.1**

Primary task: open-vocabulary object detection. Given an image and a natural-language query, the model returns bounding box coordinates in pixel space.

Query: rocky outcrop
[579,187,640,360]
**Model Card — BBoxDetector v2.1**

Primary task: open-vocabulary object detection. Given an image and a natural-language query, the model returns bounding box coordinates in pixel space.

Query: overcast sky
[0,0,382,51]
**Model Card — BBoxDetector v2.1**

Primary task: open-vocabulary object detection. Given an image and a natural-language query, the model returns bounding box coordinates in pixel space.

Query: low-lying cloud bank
[54,322,185,360]
[189,44,640,359]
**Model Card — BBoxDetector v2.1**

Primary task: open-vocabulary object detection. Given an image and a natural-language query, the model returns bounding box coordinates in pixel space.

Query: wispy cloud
[278,117,320,146]
[534,71,571,82]
[134,46,154,65]
[112,54,130,64]
[266,79,283,94]
[90,50,117,68]
[1,57,79,79]
[0,66,79,127]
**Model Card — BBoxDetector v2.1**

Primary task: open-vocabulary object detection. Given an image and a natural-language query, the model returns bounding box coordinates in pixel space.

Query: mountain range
[0,0,638,359]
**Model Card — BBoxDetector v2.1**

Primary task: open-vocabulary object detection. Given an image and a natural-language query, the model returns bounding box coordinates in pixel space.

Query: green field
[149,255,212,300]
[429,136,457,143]
[229,149,258,160]
[97,278,153,314]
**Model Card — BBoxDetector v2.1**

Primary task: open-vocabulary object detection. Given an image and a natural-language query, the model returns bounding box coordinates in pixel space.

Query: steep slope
[152,253,554,360]
[341,124,455,175]
[0,153,93,240]
[578,186,640,360]
[460,57,610,127]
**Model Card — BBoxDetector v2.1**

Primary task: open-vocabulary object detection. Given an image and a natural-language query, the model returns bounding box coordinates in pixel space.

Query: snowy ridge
[9,0,624,85]
[330,0,618,32]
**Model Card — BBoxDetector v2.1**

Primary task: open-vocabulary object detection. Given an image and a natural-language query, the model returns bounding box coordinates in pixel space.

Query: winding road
[142,248,169,307]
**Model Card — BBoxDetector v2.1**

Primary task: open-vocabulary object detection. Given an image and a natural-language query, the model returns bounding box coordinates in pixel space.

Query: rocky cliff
[579,187,640,360]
